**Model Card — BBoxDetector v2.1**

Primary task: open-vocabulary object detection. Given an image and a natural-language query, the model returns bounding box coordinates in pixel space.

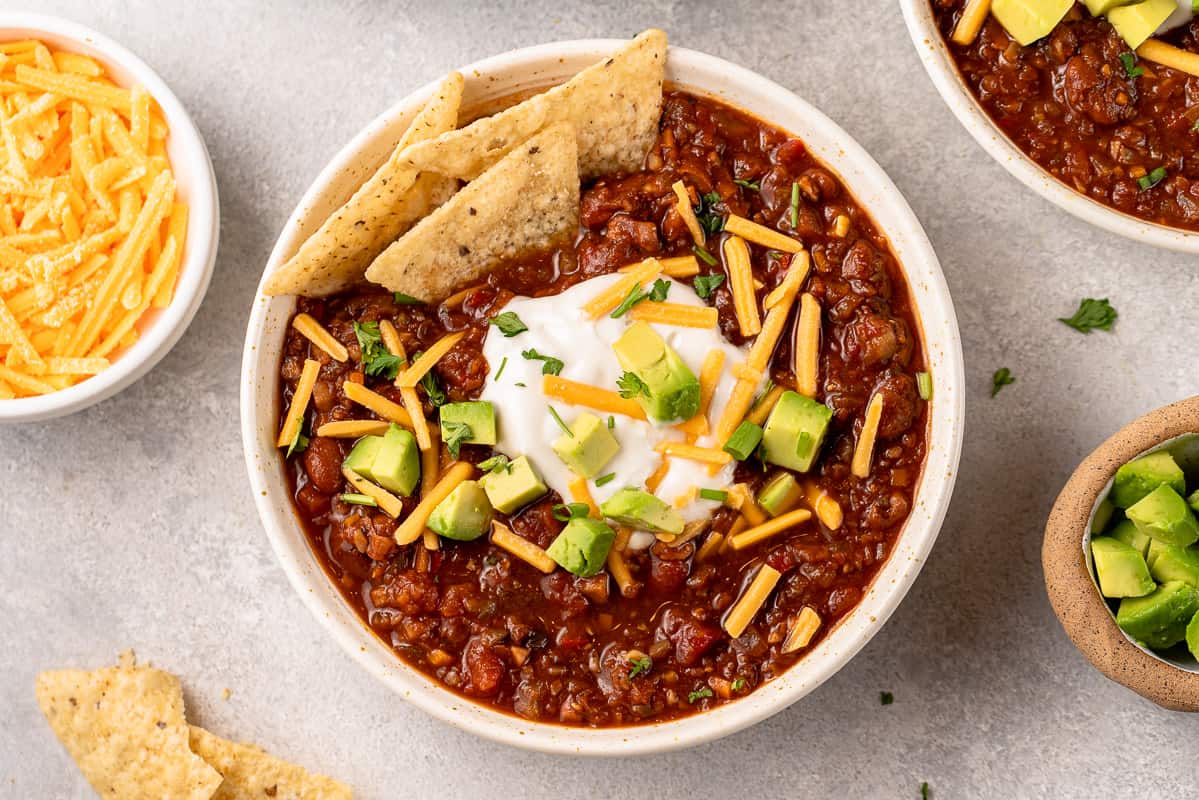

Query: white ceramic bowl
[900,0,1199,254]
[241,39,966,755]
[0,13,219,423]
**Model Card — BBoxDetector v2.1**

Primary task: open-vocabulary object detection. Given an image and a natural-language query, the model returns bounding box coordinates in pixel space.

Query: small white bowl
[900,0,1199,254]
[241,39,966,755]
[0,13,219,423]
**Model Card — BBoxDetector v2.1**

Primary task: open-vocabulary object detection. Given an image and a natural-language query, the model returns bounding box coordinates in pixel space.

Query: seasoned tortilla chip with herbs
[264,72,465,297]
[189,726,352,800]
[35,663,223,800]
[365,122,579,301]
[401,29,666,181]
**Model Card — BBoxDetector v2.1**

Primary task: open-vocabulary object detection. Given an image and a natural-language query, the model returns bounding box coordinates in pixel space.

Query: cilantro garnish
[881,691,894,706]
[617,371,650,399]
[595,472,617,487]
[991,367,1015,397]
[688,687,713,703]
[1059,298,1117,334]
[733,178,760,191]
[649,278,670,302]
[412,352,446,406]
[477,454,512,474]
[610,284,649,318]
[551,502,591,522]
[353,321,403,380]
[695,191,724,234]
[693,273,725,300]
[393,292,422,305]
[1118,52,1144,79]
[548,405,572,437]
[627,655,652,679]
[442,420,473,458]
[521,348,564,375]
[489,311,528,337]
[286,428,309,458]
[921,782,930,800]
[693,245,717,266]
[1138,166,1167,190]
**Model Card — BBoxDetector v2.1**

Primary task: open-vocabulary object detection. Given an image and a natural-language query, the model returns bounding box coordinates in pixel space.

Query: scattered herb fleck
[627,655,652,679]
[617,371,651,399]
[442,420,473,458]
[552,502,591,521]
[353,321,404,380]
[1059,298,1117,334]
[286,429,309,458]
[607,415,615,430]
[649,278,670,302]
[595,472,617,487]
[790,181,800,228]
[733,178,760,191]
[489,311,528,337]
[688,687,714,703]
[494,356,508,381]
[1119,51,1144,78]
[412,352,446,406]
[1138,166,1167,190]
[693,273,725,300]
[991,367,1015,397]
[521,348,564,376]
[880,691,894,706]
[693,244,717,266]
[731,678,746,691]
[548,405,572,437]
[921,782,930,800]
[695,191,724,234]
[477,454,512,474]
[610,284,649,318]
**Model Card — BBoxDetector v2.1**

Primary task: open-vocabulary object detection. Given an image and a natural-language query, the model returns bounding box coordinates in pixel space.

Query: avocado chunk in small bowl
[1045,396,1199,711]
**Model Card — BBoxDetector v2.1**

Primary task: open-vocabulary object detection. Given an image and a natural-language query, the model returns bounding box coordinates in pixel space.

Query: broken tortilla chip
[401,29,666,182]
[365,122,579,302]
[189,727,352,800]
[36,665,223,800]
[263,72,465,297]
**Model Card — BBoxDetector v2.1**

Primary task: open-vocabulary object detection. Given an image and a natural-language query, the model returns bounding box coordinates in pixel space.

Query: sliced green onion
[339,493,378,507]
[595,472,617,487]
[790,181,800,228]
[548,405,572,437]
[552,502,590,521]
[693,245,717,266]
[699,488,728,503]
[916,371,933,401]
[722,420,764,461]
[733,179,760,191]
[494,356,508,381]
[1138,166,1167,190]
[607,415,615,430]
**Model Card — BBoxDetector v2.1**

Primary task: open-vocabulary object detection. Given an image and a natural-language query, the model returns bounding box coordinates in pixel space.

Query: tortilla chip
[263,72,465,297]
[365,122,579,301]
[401,29,666,182]
[189,727,352,800]
[36,665,223,800]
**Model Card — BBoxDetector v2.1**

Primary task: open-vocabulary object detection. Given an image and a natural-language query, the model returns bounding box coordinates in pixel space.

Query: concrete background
[3,1,1197,797]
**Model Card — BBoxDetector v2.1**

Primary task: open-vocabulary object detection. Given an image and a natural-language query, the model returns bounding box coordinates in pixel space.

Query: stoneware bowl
[241,39,966,754]
[1044,396,1199,711]
[0,13,219,424]
[898,0,1199,254]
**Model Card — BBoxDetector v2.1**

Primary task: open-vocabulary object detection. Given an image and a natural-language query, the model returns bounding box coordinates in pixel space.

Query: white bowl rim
[899,0,1199,254]
[0,12,219,423]
[241,37,966,755]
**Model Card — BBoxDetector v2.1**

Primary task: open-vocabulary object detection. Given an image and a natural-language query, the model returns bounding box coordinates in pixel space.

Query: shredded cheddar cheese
[794,292,821,397]
[491,520,556,573]
[542,374,647,420]
[276,358,319,448]
[851,392,884,478]
[397,331,464,388]
[341,466,404,518]
[315,419,392,438]
[396,461,474,545]
[951,0,992,46]
[627,300,718,329]
[292,313,348,362]
[782,606,822,653]
[655,440,732,467]
[581,257,661,319]
[729,508,812,551]
[1137,38,1199,78]
[723,564,781,638]
[723,235,761,337]
[672,180,706,247]
[343,380,414,428]
[724,214,803,254]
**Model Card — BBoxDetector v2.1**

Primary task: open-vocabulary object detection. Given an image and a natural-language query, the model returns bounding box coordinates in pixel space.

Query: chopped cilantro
[489,311,528,337]
[286,428,309,458]
[610,284,649,318]
[699,488,728,503]
[552,502,591,521]
[627,655,652,679]
[733,178,760,191]
[442,420,473,458]
[649,278,670,302]
[790,180,800,228]
[521,348,564,376]
[1059,298,1117,334]
[731,678,746,691]
[363,350,403,379]
[991,367,1015,397]
[880,691,894,705]
[1138,166,1167,190]
[393,292,422,305]
[695,191,724,234]
[617,371,650,399]
[595,472,617,487]
[494,356,508,381]
[1119,52,1144,78]
[688,687,714,703]
[921,782,930,800]
[354,321,403,379]
[412,352,446,406]
[693,273,725,300]
[339,493,378,507]
[548,405,572,437]
[693,245,717,266]
[477,454,512,474]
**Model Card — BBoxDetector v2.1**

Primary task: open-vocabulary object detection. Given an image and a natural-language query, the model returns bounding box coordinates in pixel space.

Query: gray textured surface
[2,1,1197,798]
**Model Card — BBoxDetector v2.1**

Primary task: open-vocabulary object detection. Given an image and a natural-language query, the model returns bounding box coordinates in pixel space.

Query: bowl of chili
[901,0,1199,253]
[241,36,965,754]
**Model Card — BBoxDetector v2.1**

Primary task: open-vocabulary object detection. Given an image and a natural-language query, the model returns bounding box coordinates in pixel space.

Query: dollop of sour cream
[480,273,760,543]
[1159,0,1194,34]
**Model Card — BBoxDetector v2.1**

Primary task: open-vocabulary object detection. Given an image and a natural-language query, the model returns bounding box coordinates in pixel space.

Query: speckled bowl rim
[0,12,220,423]
[1044,396,1199,711]
[240,39,966,755]
[899,0,1199,255]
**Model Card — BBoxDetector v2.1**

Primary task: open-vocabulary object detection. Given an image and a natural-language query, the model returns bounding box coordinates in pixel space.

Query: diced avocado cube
[1187,610,1199,661]
[343,435,384,483]
[1188,489,1199,515]
[552,412,619,478]
[761,391,833,473]
[1090,537,1155,598]
[1116,581,1199,649]
[546,517,616,577]
[1106,0,1176,49]
[612,321,700,422]
[1109,518,1151,558]
[990,0,1072,45]
[478,455,547,514]
[1145,540,1199,588]
[1083,0,1136,14]
[1126,485,1199,547]
[1091,497,1115,535]
[1111,451,1185,509]
[439,401,498,447]
[600,488,684,535]
[427,480,493,541]
[758,472,803,518]
[370,424,420,497]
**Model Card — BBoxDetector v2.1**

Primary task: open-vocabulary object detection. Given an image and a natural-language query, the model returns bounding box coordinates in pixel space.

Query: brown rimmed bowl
[1044,396,1199,711]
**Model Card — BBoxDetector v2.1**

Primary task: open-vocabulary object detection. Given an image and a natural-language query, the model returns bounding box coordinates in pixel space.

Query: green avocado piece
[439,401,498,447]
[1187,611,1199,661]
[1109,518,1151,558]
[761,391,833,473]
[1146,540,1199,588]
[600,487,684,535]
[990,0,1073,45]
[343,435,384,483]
[552,411,619,478]
[427,480,493,541]
[612,321,700,422]
[1107,0,1176,49]
[757,472,803,518]
[478,455,547,514]
[1090,537,1155,598]
[1083,0,1136,14]
[1091,497,1116,535]
[370,424,420,496]
[1111,451,1186,509]
[1116,581,1199,649]
[1188,489,1199,515]
[546,517,616,577]
[1126,485,1199,547]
